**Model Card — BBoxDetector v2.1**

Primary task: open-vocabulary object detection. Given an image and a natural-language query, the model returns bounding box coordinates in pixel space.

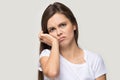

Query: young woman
[38,2,107,80]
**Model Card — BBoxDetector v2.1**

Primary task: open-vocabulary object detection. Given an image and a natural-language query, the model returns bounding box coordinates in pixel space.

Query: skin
[96,74,106,80]
[39,13,106,80]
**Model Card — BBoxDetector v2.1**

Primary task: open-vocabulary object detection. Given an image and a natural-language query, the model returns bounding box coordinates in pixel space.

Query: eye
[48,27,56,33]
[60,23,66,28]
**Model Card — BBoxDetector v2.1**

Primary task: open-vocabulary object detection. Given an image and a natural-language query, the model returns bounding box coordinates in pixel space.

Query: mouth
[58,37,65,42]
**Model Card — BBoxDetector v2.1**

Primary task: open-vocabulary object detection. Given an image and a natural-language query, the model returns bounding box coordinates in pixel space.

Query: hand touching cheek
[39,31,58,46]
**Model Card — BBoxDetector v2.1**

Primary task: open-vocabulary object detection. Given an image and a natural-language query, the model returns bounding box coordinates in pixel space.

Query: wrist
[52,39,59,46]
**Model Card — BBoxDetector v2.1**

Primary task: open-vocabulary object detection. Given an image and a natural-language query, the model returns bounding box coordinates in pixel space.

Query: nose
[57,28,62,36]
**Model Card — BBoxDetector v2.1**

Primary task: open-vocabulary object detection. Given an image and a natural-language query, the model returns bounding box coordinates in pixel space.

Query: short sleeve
[38,49,50,71]
[93,55,107,78]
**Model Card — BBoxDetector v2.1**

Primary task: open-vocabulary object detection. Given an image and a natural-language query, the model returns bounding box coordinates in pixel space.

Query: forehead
[47,13,69,27]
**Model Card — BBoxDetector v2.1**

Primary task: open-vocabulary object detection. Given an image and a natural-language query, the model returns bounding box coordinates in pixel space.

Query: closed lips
[58,37,65,42]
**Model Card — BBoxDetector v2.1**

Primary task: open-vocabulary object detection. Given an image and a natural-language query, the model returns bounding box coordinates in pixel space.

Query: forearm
[96,74,106,80]
[44,41,60,77]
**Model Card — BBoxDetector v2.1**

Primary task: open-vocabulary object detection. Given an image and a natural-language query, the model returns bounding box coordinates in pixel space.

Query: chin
[59,41,69,48]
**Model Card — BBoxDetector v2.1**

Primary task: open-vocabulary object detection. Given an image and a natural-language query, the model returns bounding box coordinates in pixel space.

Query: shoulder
[41,49,50,54]
[84,49,106,68]
[39,49,51,58]
[84,49,103,62]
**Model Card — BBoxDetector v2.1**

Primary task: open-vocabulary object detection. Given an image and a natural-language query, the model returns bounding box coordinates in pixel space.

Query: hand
[39,31,58,46]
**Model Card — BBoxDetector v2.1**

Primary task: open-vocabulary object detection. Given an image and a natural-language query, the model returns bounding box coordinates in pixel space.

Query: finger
[38,31,43,37]
[40,39,44,43]
[40,30,43,34]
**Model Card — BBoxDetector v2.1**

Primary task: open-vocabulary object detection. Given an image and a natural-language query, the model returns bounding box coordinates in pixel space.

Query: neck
[60,40,82,58]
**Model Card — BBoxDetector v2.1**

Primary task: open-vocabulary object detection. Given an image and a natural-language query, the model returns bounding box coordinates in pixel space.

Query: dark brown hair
[38,2,79,80]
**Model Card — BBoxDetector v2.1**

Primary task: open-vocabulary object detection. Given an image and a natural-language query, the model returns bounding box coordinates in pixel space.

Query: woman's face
[47,13,76,47]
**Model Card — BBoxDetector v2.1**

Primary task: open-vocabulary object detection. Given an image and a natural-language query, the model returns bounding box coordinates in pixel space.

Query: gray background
[0,0,120,80]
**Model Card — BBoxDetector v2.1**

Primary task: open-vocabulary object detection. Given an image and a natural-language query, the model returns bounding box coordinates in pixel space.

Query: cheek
[66,29,75,40]
[66,27,74,35]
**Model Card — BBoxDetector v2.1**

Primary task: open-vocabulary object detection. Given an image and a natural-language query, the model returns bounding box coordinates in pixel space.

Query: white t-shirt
[39,49,107,80]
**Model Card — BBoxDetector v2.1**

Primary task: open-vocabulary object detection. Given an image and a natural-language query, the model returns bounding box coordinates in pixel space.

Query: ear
[73,25,77,30]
